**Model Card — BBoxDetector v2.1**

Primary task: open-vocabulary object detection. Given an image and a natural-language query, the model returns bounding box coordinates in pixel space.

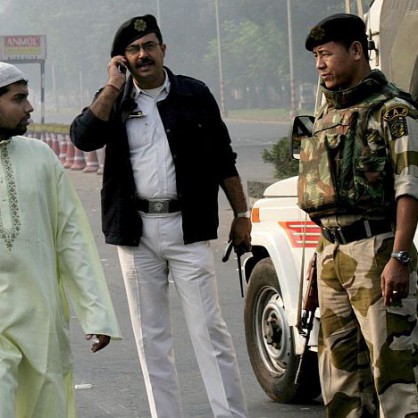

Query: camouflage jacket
[298,70,418,221]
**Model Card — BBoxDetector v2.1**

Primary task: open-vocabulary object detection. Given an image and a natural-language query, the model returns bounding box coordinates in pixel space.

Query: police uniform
[299,14,418,418]
[72,15,248,418]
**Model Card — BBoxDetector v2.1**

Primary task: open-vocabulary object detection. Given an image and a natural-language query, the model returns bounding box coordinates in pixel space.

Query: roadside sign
[0,35,46,62]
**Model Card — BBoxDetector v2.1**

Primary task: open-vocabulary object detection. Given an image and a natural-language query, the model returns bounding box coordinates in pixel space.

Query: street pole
[345,0,363,16]
[356,0,364,16]
[40,61,45,124]
[286,0,296,118]
[345,0,351,13]
[51,63,59,112]
[156,0,160,23]
[79,70,84,110]
[215,0,226,117]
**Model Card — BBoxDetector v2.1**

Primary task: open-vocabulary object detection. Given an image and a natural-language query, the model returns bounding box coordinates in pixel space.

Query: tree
[204,18,287,109]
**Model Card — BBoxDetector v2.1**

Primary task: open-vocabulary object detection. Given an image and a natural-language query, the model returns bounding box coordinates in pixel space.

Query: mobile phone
[117,64,127,74]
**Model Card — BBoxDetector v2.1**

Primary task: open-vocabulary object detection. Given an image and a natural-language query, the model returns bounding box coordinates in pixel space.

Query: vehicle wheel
[244,257,320,403]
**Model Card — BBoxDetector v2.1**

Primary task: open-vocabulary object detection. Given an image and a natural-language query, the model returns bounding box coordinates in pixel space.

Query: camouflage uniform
[298,70,418,417]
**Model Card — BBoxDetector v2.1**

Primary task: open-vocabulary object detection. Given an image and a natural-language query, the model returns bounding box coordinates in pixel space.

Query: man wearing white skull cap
[0,62,121,418]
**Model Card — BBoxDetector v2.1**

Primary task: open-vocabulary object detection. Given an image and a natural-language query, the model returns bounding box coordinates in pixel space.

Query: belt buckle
[149,199,169,213]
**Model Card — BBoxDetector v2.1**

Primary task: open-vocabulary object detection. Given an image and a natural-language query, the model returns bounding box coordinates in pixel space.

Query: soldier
[299,14,418,417]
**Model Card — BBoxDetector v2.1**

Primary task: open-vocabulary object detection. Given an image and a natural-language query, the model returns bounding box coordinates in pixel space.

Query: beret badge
[310,26,326,41]
[134,19,147,32]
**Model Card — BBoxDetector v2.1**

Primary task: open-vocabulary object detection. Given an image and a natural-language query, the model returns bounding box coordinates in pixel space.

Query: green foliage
[203,18,286,108]
[262,137,299,179]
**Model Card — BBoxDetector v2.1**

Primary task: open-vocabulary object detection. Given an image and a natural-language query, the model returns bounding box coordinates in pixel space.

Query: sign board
[0,35,46,62]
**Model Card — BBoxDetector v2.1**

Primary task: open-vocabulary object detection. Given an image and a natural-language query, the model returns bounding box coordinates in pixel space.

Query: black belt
[321,220,392,244]
[136,198,181,214]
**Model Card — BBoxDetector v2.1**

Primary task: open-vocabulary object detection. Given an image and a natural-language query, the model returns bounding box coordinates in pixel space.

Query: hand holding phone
[117,63,127,74]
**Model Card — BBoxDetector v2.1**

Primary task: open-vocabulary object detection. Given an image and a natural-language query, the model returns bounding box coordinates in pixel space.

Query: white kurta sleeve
[54,158,121,339]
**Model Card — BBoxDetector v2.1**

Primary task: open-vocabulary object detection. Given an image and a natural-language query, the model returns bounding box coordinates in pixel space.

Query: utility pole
[356,0,364,16]
[345,0,351,13]
[215,0,226,117]
[287,0,296,118]
[345,0,364,16]
[51,63,59,112]
[79,70,84,110]
[156,0,160,23]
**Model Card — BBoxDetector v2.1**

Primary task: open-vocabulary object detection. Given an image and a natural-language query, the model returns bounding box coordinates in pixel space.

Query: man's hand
[107,55,128,90]
[380,196,418,306]
[91,55,128,121]
[381,258,410,306]
[229,217,252,255]
[85,334,111,353]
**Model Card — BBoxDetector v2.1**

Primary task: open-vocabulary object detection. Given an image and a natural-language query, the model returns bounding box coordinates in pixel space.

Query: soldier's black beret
[111,14,162,57]
[305,13,366,51]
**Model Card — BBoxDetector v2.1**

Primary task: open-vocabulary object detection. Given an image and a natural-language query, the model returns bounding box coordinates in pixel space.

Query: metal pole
[51,63,59,111]
[79,69,84,109]
[345,0,351,13]
[356,0,364,16]
[287,0,296,118]
[215,0,226,117]
[156,0,160,23]
[40,61,45,124]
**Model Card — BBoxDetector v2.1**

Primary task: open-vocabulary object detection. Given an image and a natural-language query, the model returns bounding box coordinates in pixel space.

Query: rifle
[295,252,318,385]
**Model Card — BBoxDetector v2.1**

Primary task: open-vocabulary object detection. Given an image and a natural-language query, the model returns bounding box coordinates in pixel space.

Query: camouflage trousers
[317,232,418,418]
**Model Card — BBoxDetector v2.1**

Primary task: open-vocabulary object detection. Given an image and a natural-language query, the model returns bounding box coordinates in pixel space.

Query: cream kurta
[0,136,121,418]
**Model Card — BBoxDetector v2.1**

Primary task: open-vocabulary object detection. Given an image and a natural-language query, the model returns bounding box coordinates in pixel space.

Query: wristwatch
[391,251,412,266]
[236,210,251,219]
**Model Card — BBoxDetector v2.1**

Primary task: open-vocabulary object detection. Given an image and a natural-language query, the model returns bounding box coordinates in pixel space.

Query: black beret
[305,13,366,51]
[111,15,162,57]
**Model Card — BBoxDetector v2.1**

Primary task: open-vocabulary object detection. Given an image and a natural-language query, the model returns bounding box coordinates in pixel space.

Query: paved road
[63,119,325,417]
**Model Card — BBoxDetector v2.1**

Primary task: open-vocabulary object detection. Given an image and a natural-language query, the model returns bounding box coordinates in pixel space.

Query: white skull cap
[0,62,26,89]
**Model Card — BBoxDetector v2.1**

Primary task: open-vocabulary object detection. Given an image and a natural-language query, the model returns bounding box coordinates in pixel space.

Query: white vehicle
[242,0,418,403]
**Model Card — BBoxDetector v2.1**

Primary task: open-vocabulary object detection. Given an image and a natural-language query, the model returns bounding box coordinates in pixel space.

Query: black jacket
[70,67,238,246]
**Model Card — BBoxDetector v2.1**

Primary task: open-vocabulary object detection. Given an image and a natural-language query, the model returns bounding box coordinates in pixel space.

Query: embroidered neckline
[0,144,20,250]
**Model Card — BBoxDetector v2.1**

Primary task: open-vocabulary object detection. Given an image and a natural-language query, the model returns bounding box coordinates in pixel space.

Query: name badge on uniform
[128,110,144,119]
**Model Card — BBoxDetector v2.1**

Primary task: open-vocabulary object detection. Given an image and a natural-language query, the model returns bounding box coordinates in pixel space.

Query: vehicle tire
[244,257,321,403]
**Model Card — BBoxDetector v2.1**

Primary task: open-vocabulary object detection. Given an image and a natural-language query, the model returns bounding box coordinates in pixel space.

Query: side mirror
[289,115,315,160]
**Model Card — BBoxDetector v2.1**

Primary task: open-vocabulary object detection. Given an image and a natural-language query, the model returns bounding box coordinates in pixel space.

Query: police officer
[71,14,250,418]
[299,13,418,418]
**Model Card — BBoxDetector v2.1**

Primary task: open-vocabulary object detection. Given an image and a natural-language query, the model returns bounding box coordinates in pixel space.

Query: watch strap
[236,210,251,219]
[391,251,412,265]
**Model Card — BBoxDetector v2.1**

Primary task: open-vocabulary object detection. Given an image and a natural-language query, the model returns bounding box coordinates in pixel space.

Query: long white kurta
[0,136,121,418]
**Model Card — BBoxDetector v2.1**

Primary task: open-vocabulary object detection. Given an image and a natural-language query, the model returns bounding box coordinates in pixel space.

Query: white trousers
[117,213,247,418]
